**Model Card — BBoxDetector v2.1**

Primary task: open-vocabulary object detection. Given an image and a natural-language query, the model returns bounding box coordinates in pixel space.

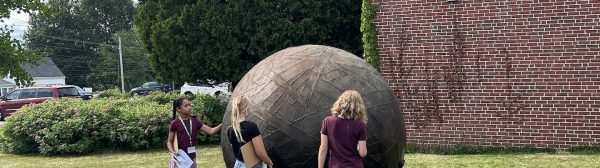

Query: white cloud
[0,10,31,41]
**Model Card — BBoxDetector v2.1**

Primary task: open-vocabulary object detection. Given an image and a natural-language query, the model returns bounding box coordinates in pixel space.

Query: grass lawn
[0,145,224,168]
[1,145,599,168]
[405,153,600,168]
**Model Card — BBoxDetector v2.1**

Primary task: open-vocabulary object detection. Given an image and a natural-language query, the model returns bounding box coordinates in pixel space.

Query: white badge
[187,146,196,154]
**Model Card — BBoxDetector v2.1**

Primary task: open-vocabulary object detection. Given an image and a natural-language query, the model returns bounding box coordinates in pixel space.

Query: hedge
[0,92,227,155]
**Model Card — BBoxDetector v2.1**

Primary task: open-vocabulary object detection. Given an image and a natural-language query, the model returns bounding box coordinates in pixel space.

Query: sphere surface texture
[220,45,406,168]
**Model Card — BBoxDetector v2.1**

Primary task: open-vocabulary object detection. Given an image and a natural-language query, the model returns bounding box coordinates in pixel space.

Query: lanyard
[178,117,193,145]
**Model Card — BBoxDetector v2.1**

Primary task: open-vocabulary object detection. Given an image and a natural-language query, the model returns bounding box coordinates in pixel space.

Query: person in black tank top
[228,96,273,168]
[227,121,259,160]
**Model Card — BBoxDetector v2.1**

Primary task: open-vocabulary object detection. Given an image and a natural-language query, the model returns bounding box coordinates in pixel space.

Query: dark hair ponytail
[172,98,185,120]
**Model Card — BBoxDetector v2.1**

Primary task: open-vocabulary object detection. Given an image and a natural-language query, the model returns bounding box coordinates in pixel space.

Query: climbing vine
[389,24,426,127]
[445,11,467,103]
[361,0,380,70]
[416,52,445,127]
[499,48,528,119]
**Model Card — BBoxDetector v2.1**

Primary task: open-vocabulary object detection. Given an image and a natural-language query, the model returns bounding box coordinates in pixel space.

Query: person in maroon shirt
[318,90,368,168]
[167,98,223,168]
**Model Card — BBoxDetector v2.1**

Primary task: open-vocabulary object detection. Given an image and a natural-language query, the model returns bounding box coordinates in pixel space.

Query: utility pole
[119,36,125,93]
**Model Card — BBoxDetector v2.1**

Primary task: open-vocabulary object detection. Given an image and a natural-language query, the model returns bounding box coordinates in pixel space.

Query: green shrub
[191,94,227,144]
[0,90,229,155]
[141,92,225,144]
[114,99,171,150]
[0,98,170,155]
[567,146,600,154]
[95,88,131,99]
[405,143,557,155]
[445,144,556,155]
[141,91,193,105]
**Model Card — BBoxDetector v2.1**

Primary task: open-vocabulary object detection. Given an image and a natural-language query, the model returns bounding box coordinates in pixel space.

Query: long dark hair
[172,98,185,120]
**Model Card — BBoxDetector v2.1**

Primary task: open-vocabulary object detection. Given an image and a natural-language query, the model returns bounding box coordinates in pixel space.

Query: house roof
[20,57,65,78]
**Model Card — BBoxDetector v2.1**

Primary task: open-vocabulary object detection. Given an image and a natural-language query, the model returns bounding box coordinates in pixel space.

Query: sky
[1,0,139,41]
[1,10,31,41]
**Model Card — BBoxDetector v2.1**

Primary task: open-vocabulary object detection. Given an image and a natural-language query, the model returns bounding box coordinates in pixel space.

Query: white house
[0,79,15,97]
[0,57,66,96]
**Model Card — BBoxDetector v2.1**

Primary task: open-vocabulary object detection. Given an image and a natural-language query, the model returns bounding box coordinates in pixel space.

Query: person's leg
[234,160,246,168]
[191,159,197,168]
[169,159,177,168]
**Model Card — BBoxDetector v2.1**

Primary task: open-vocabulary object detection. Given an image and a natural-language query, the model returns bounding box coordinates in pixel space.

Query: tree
[25,0,135,87]
[0,0,44,86]
[88,29,153,91]
[135,0,362,85]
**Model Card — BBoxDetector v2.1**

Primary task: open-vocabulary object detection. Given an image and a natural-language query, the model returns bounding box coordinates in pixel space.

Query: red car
[0,85,81,121]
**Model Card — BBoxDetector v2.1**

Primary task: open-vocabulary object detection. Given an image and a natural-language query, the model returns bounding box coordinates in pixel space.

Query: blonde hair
[331,90,367,123]
[230,96,250,143]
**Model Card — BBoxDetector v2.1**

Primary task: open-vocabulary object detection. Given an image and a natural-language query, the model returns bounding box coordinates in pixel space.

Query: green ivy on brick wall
[361,0,380,71]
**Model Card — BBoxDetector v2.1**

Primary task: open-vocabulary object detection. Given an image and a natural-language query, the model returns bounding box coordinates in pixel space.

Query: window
[5,90,21,100]
[58,87,79,97]
[20,89,37,99]
[37,88,53,98]
[1,88,7,96]
[188,82,211,87]
[75,86,84,92]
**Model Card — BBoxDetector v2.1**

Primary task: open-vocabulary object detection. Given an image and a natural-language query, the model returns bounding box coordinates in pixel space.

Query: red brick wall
[375,0,600,148]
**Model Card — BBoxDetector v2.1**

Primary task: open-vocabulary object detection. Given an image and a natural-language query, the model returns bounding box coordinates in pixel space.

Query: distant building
[1,57,66,96]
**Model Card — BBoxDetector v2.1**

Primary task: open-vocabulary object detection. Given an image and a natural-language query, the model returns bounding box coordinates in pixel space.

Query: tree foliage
[88,29,153,91]
[25,0,135,87]
[135,0,362,85]
[0,0,45,86]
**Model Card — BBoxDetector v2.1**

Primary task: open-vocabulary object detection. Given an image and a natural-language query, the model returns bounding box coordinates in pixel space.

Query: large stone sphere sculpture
[220,45,406,168]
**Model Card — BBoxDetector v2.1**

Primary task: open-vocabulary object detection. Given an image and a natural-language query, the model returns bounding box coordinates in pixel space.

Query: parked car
[75,86,93,99]
[0,85,81,121]
[130,82,172,96]
[180,82,231,97]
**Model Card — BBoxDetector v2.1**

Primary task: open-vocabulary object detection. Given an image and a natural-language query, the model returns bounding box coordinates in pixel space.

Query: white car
[75,86,93,99]
[180,82,231,96]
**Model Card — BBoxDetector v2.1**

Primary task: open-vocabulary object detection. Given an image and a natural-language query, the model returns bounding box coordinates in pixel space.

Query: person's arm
[167,131,177,155]
[252,136,273,168]
[318,134,328,168]
[357,121,368,158]
[358,140,367,157]
[200,123,223,135]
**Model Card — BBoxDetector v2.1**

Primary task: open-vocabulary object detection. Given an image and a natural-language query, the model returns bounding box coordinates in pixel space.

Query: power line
[28,43,97,52]
[60,66,149,71]
[28,35,145,51]
[30,34,117,47]
[28,38,145,55]
[3,17,30,23]
[0,20,29,26]
[0,24,141,49]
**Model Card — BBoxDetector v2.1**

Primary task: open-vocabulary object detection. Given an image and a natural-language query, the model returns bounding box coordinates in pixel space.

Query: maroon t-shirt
[170,117,204,160]
[320,115,367,168]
